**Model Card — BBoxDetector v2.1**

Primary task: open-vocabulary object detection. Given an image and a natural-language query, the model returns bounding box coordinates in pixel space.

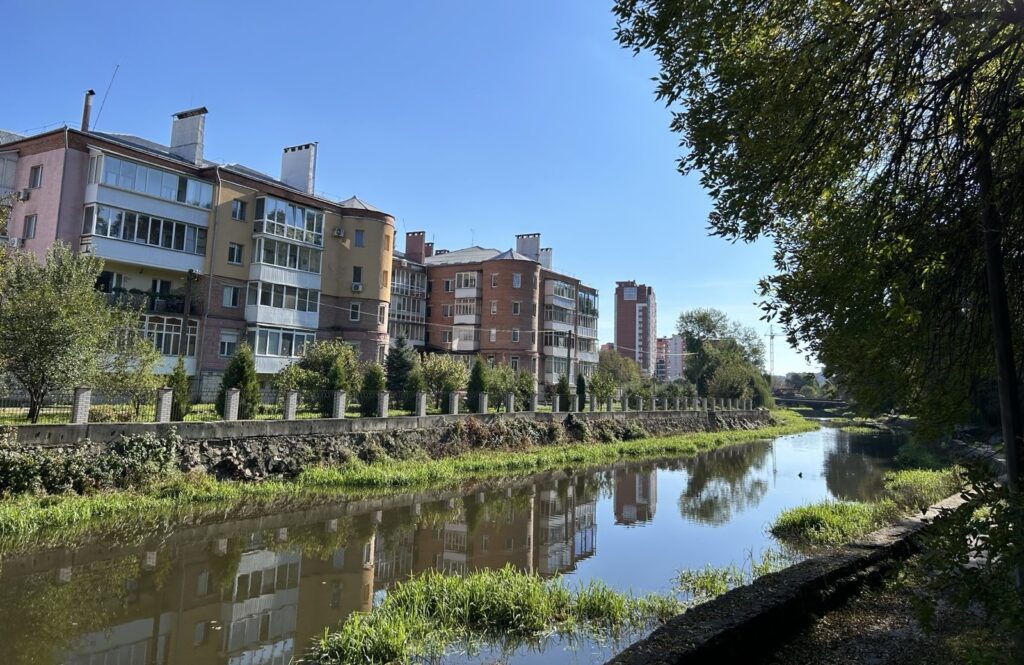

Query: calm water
[0,427,898,665]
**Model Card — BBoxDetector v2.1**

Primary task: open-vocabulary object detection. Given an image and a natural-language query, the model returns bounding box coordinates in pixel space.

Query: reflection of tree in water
[823,431,899,501]
[677,440,772,525]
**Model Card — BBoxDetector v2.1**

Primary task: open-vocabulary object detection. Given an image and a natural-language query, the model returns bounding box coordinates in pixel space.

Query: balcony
[391,282,426,297]
[245,304,319,329]
[577,350,599,363]
[454,286,481,299]
[450,338,479,352]
[248,263,321,290]
[104,290,205,315]
[544,293,576,309]
[543,320,573,333]
[84,235,204,273]
[453,313,480,325]
[390,309,425,324]
[576,326,599,340]
[254,355,294,374]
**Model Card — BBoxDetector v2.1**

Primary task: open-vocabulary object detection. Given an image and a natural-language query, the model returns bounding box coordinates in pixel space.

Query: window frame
[350,302,361,322]
[231,199,248,221]
[227,242,244,265]
[222,286,240,308]
[28,165,43,189]
[23,214,37,239]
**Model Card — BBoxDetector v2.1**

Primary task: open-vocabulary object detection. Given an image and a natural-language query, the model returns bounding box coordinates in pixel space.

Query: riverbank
[0,410,816,553]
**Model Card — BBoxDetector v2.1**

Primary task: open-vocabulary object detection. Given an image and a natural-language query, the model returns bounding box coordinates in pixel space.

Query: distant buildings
[614,281,657,376]
[655,334,686,381]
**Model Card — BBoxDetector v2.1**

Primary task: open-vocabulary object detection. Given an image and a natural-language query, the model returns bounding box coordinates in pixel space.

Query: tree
[360,363,386,416]
[385,335,418,393]
[676,308,765,394]
[273,340,362,416]
[589,368,617,408]
[93,325,162,421]
[598,349,641,389]
[0,244,129,422]
[487,363,517,411]
[576,373,588,411]
[467,357,489,413]
[556,374,572,411]
[216,344,260,419]
[614,0,1024,483]
[421,354,470,412]
[167,357,192,421]
[514,370,537,411]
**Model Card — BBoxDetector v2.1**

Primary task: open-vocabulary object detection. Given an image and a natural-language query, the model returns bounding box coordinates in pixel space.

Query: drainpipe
[195,165,222,384]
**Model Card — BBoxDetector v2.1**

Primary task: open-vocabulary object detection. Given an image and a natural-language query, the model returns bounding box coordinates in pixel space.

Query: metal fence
[0,389,75,425]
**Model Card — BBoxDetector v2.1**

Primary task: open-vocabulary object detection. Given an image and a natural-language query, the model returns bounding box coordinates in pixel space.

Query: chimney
[281,143,317,194]
[539,247,553,270]
[424,242,434,258]
[170,107,208,166]
[405,231,425,263]
[80,90,96,132]
[515,233,541,262]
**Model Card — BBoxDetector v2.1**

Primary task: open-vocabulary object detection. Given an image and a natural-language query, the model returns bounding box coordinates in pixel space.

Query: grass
[769,467,963,546]
[675,549,791,607]
[306,565,682,664]
[0,410,816,553]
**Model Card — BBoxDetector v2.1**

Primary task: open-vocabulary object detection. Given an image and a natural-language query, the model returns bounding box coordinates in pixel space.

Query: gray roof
[339,195,382,212]
[91,132,218,168]
[0,130,25,146]
[424,246,538,266]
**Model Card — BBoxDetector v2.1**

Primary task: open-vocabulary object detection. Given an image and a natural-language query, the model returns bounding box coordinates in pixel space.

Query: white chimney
[539,247,553,270]
[281,143,317,194]
[170,107,207,165]
[516,233,541,262]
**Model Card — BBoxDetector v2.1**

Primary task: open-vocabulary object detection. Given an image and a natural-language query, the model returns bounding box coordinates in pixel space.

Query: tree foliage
[274,340,363,416]
[421,354,470,411]
[216,344,260,419]
[576,373,588,411]
[589,368,617,407]
[385,335,419,392]
[0,244,134,422]
[486,363,516,411]
[93,323,162,421]
[556,374,572,411]
[167,357,192,421]
[467,357,489,413]
[597,349,641,388]
[360,363,386,416]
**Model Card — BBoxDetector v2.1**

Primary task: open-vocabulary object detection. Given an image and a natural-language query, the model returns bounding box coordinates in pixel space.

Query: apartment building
[655,334,686,381]
[413,231,599,390]
[388,232,429,347]
[614,281,657,376]
[0,97,394,386]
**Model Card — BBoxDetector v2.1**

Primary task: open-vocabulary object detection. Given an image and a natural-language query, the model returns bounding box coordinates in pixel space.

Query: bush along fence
[5,385,757,426]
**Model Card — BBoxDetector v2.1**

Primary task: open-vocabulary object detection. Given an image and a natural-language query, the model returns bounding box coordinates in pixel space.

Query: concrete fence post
[377,391,389,418]
[478,393,489,414]
[225,388,240,421]
[448,392,460,415]
[571,395,579,412]
[622,394,629,412]
[504,393,515,413]
[638,397,645,412]
[283,390,298,420]
[606,395,614,412]
[553,394,561,413]
[416,392,428,417]
[683,397,690,410]
[155,388,173,423]
[71,386,92,425]
[674,397,681,411]
[529,392,539,412]
[332,390,347,419]
[589,394,597,412]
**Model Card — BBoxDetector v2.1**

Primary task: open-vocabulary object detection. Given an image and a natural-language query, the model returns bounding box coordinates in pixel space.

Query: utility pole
[767,326,777,389]
[180,269,195,359]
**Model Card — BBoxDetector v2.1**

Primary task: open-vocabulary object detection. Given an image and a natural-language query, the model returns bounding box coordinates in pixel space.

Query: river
[0,426,898,665]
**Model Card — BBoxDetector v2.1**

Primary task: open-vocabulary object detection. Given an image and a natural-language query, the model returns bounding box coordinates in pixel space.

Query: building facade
[655,334,686,381]
[0,101,394,386]
[614,281,657,376]
[396,231,597,391]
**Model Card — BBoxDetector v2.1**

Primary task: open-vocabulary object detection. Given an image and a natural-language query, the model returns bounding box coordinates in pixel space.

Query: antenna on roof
[93,64,120,131]
[471,228,475,245]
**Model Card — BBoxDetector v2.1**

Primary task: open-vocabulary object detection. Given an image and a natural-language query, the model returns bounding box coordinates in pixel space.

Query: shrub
[556,374,572,411]
[881,467,962,513]
[168,356,192,421]
[216,344,260,419]
[769,501,886,546]
[87,405,120,423]
[361,363,386,417]
[467,357,488,413]
[576,374,587,411]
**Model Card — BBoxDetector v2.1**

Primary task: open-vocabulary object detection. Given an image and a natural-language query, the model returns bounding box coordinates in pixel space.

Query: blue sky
[7,0,816,373]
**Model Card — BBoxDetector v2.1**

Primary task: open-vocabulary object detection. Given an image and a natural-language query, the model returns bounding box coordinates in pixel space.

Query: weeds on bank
[769,467,963,546]
[674,549,792,607]
[305,566,681,664]
[0,411,816,552]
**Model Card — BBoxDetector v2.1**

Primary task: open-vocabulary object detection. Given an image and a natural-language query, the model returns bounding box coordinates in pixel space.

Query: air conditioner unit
[332,227,345,238]
[14,189,30,202]
[351,282,363,293]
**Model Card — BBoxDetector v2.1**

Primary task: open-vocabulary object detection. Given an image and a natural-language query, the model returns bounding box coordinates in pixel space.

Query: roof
[338,196,382,212]
[424,246,539,266]
[0,130,25,146]
[91,132,218,168]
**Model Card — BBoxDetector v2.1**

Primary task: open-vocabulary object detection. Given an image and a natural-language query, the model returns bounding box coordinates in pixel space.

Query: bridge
[773,396,849,410]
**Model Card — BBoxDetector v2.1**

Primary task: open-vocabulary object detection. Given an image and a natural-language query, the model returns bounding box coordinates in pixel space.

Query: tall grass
[769,467,963,547]
[675,549,791,606]
[306,566,681,664]
[0,411,816,552]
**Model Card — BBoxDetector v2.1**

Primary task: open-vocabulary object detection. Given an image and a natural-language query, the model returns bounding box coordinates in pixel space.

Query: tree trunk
[976,139,1023,491]
[27,390,43,424]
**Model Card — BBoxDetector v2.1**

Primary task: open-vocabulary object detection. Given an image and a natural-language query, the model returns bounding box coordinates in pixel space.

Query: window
[491,274,498,288]
[152,279,171,295]
[511,329,520,342]
[443,279,453,292]
[352,266,363,283]
[442,304,452,318]
[512,273,522,288]
[551,280,576,300]
[490,300,497,315]
[442,330,452,343]
[623,286,638,301]
[384,234,390,250]
[354,229,365,247]
[455,298,477,316]
[511,356,519,371]
[489,328,496,342]
[455,272,477,289]
[378,304,386,324]
[219,330,239,357]
[0,156,16,190]
[231,199,247,221]
[80,204,207,255]
[512,301,521,315]
[222,286,240,308]
[244,326,315,357]
[248,282,320,312]
[381,270,389,288]
[350,302,361,321]
[227,243,243,265]
[487,355,495,366]
[139,315,198,356]
[253,196,324,245]
[100,154,213,208]
[23,214,36,239]
[28,165,43,188]
[251,237,321,273]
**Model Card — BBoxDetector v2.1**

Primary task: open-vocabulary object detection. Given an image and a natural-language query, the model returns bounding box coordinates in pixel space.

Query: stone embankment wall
[10,409,769,481]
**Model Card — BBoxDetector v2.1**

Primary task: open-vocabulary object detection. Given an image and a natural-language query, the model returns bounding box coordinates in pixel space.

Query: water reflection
[0,429,899,665]
[677,440,772,525]
[823,431,901,501]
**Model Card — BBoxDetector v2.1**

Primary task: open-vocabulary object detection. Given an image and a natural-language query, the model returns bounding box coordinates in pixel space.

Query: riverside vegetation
[0,410,816,552]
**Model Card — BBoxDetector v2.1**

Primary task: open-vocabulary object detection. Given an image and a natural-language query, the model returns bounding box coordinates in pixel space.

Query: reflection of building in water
[614,470,658,525]
[533,479,598,575]
[65,613,173,665]
[222,547,300,664]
